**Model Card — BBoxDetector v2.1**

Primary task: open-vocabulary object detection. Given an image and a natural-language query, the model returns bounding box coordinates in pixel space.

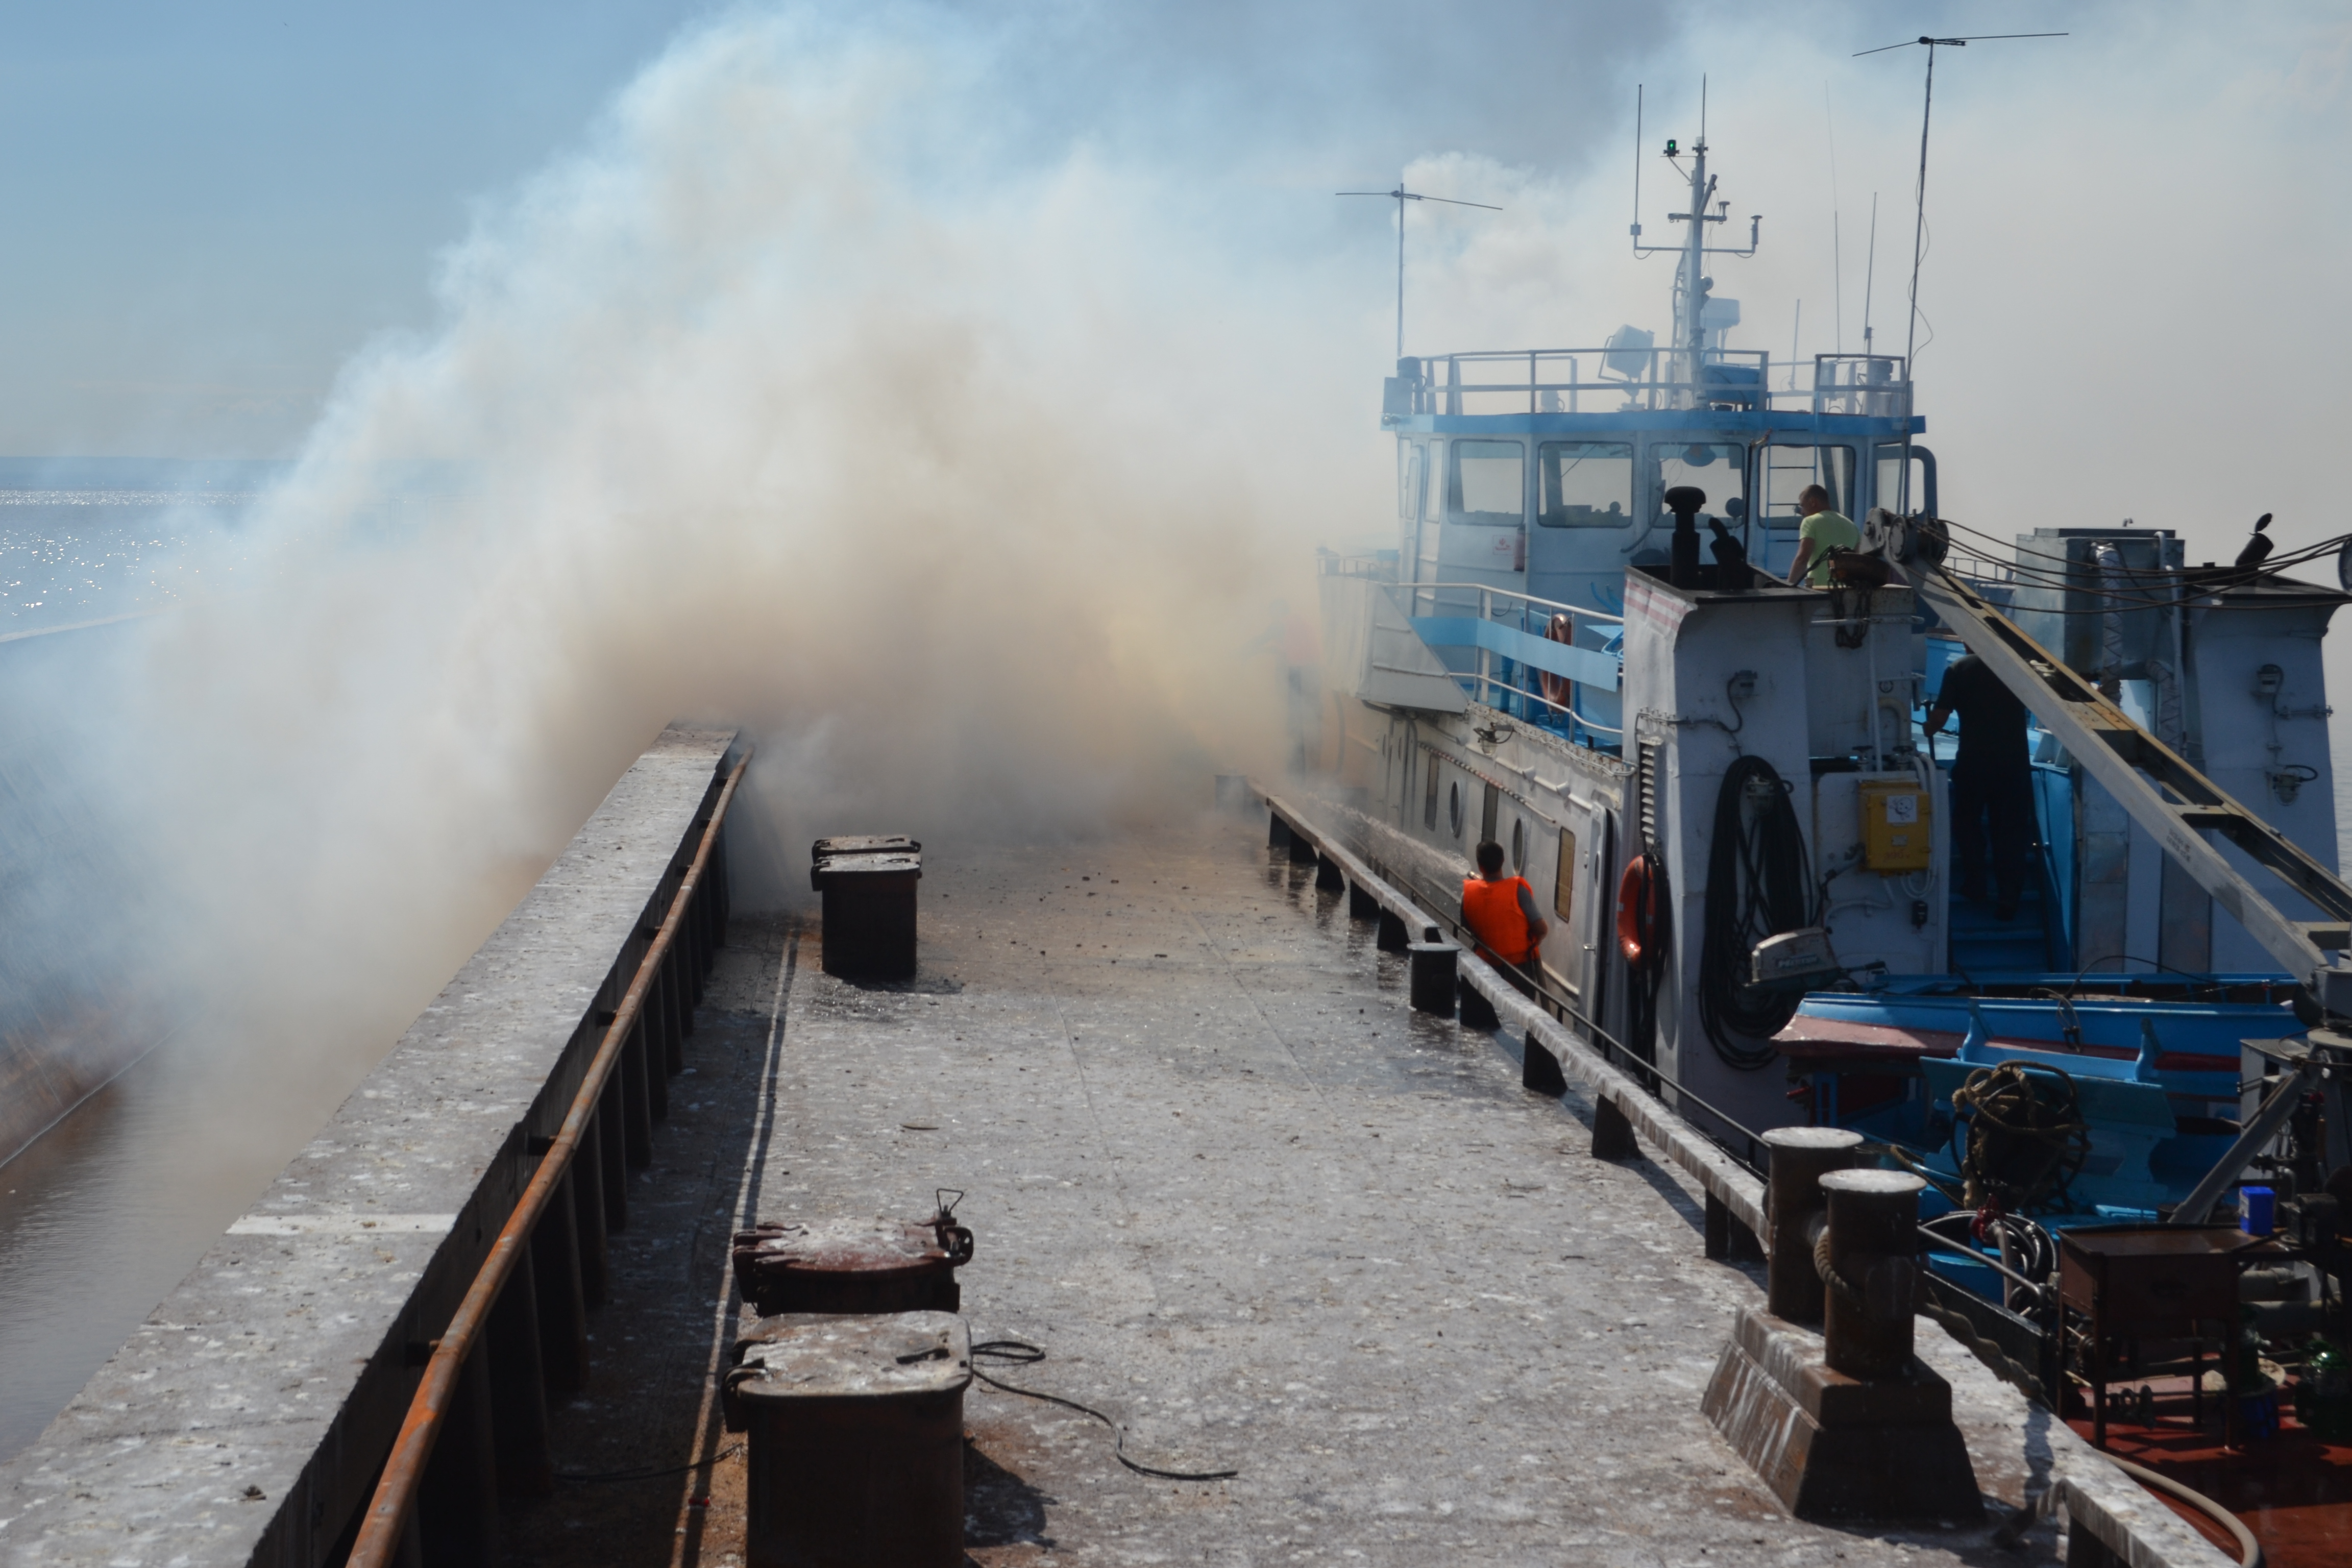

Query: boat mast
[1633,81,1759,407]
[1677,135,1713,401]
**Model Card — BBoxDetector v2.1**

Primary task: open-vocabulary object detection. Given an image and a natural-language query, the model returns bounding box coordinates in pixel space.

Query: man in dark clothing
[1925,653,2037,920]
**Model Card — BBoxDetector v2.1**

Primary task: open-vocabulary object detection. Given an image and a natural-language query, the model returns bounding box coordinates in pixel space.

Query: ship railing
[1394,348,1909,421]
[1407,580,1623,746]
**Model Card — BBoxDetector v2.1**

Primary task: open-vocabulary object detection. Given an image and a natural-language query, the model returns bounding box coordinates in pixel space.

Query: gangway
[1881,514,2352,1210]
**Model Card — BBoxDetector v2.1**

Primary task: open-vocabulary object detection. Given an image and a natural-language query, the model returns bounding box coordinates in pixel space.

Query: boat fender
[1616,854,1666,969]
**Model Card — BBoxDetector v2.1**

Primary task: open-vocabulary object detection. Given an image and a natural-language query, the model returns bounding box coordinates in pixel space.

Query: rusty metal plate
[731,1216,971,1315]
[812,835,921,860]
[811,853,921,886]
[732,1311,972,1405]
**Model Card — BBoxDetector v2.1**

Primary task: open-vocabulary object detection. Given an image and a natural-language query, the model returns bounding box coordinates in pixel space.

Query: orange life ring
[1616,854,1665,969]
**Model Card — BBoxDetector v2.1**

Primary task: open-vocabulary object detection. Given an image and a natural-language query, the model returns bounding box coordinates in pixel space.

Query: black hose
[1697,755,1814,1070]
[969,1340,1237,1482]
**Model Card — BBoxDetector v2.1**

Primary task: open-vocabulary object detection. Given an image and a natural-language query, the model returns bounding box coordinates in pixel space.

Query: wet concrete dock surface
[504,815,2104,1567]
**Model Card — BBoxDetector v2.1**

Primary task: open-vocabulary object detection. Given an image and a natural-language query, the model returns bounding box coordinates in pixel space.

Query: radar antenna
[1337,181,1501,360]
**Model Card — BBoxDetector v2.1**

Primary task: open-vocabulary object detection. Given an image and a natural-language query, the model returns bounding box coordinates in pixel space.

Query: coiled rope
[1949,1061,2090,1213]
[1697,755,1815,1070]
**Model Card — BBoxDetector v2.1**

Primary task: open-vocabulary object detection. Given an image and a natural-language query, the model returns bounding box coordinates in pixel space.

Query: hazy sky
[2,0,2347,525]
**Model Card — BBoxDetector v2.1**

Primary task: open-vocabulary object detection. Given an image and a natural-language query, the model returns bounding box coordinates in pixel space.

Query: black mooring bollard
[1591,1095,1639,1159]
[1407,943,1458,1015]
[1523,1034,1569,1096]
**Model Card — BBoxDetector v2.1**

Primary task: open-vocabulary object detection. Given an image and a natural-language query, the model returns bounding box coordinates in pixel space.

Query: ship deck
[504,812,2240,1567]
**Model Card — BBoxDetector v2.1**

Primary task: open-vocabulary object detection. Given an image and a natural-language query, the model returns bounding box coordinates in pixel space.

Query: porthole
[1448,780,1464,838]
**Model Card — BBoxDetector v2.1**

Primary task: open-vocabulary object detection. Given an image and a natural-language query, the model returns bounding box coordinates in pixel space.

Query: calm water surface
[0,469,314,1460]
[0,1027,370,1460]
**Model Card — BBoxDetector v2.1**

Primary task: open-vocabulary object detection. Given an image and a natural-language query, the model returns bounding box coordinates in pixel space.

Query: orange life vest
[1462,874,1537,965]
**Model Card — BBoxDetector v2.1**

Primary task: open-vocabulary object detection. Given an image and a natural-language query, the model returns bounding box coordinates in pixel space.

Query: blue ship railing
[1391,347,1910,420]
[1405,582,1623,747]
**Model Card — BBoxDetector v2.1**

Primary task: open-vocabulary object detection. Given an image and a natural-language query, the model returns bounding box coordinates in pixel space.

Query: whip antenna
[1338,181,1501,360]
[1854,31,2067,512]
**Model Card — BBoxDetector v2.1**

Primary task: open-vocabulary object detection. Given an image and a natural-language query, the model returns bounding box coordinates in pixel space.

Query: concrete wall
[0,722,737,1566]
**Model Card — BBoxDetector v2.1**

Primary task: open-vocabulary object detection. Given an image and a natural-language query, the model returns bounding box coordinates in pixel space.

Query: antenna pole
[1850,29,2065,508]
[1899,45,1939,511]
[1862,192,1878,351]
[1395,180,1406,360]
[1337,184,1501,366]
[1789,300,1801,390]
[1689,73,1709,398]
[1826,86,1843,354]
[1630,85,1644,251]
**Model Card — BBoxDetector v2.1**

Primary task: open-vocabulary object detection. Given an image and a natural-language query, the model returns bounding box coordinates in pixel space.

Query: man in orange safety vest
[1461,840,1549,977]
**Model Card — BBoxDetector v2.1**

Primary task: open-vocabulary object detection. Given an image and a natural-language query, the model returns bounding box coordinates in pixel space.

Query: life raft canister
[1615,854,1665,969]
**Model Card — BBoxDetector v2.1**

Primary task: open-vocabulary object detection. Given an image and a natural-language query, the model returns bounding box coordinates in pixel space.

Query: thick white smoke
[94,10,1383,1092]
[52,2,2352,1101]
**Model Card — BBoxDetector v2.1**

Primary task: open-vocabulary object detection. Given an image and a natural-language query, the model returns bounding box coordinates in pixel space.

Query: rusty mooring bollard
[1702,1162,1979,1521]
[811,837,922,980]
[1762,1127,1863,1325]
[1818,1168,1925,1382]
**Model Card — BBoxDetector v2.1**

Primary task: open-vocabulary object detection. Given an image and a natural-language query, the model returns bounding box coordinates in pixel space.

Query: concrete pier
[0,724,736,1566]
[512,814,2233,1567]
[0,792,2238,1566]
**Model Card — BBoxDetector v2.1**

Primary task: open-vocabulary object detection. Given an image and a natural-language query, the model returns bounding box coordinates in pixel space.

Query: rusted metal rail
[346,751,751,1567]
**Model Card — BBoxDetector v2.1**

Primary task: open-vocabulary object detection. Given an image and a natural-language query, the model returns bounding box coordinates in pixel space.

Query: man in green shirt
[1783,484,1858,587]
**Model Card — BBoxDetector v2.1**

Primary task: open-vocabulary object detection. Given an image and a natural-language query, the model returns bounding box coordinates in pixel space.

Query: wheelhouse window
[1536,440,1633,527]
[1761,444,1857,524]
[1649,442,1746,522]
[1446,439,1526,527]
[1874,443,1932,518]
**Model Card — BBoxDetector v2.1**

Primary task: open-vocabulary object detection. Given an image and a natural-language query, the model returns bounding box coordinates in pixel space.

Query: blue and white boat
[1307,125,2352,1321]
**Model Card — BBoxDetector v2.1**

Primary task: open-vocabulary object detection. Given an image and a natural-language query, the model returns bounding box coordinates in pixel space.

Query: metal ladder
[1896,529,2352,1211]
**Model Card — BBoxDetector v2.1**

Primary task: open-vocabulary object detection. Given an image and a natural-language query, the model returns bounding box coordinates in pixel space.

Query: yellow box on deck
[1859,777,1932,871]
